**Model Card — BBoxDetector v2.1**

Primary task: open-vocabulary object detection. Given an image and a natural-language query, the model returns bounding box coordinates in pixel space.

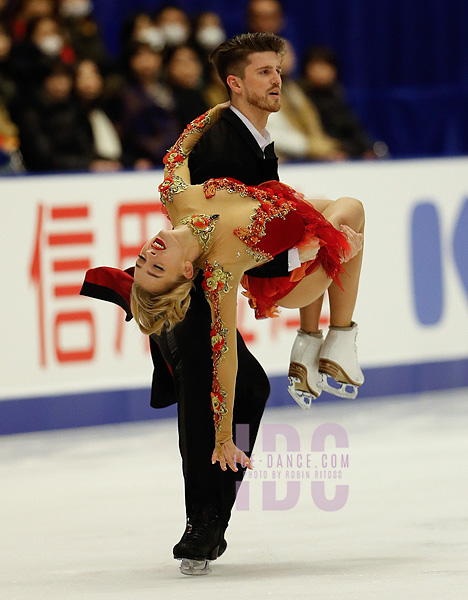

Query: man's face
[240,51,282,114]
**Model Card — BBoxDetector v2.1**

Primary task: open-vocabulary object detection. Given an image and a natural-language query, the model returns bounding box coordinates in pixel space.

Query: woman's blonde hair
[131,269,199,336]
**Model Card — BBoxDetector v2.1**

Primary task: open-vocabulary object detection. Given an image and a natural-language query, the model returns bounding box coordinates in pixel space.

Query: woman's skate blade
[287,331,324,410]
[287,376,314,410]
[288,359,322,410]
[318,359,361,399]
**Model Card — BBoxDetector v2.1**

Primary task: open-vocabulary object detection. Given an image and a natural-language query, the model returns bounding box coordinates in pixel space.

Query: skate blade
[288,379,313,410]
[288,363,321,410]
[179,558,212,576]
[318,358,363,399]
[319,359,363,385]
[318,374,358,399]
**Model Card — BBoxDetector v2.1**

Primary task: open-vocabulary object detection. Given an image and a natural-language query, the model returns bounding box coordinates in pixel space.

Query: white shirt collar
[230,105,271,152]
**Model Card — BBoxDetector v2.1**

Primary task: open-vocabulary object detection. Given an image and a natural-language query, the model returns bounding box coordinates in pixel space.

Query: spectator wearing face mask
[9,15,76,94]
[117,42,179,170]
[119,11,166,60]
[163,43,208,129]
[58,0,113,73]
[153,4,191,48]
[192,11,226,59]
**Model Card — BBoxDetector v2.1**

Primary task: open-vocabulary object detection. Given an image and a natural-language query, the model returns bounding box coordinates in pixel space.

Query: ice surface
[1,389,468,599]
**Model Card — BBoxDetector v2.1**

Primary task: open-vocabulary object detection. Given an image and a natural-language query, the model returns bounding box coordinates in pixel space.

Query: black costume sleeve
[149,336,177,408]
[80,265,177,408]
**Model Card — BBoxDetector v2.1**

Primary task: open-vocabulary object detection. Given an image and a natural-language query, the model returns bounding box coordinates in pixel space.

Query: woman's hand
[209,101,231,123]
[212,439,252,472]
[214,100,231,110]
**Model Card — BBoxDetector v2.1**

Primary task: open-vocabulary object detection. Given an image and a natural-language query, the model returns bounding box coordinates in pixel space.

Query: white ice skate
[179,559,212,575]
[318,321,364,399]
[288,329,324,409]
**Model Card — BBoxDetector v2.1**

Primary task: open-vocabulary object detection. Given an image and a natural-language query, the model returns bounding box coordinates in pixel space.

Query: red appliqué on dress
[239,181,351,319]
[158,109,212,206]
[201,260,233,433]
[202,177,296,264]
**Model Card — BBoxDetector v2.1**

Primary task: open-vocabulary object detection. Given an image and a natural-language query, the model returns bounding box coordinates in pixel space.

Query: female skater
[130,102,364,472]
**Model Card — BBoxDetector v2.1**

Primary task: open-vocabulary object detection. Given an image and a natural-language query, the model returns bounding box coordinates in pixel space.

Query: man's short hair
[209,32,286,94]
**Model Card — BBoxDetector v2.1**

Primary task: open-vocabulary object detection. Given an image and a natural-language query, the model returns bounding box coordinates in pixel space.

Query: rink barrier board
[2,158,468,434]
[1,357,468,435]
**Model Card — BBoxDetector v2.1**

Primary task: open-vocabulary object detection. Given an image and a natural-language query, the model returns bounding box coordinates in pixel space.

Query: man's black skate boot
[173,505,226,575]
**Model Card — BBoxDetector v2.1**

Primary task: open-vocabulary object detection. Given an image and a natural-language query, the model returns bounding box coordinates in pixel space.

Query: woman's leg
[286,197,365,404]
[279,197,364,312]
[321,197,365,327]
[297,199,332,334]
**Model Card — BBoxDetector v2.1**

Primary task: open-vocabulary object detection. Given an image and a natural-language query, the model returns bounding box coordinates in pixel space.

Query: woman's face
[134,230,191,292]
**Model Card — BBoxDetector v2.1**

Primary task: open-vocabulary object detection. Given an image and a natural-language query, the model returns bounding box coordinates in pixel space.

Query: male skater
[151,32,297,575]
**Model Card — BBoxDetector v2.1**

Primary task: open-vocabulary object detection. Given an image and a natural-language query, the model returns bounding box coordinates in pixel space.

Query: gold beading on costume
[201,177,296,263]
[202,261,233,435]
[176,214,219,253]
[159,175,188,206]
[158,109,213,206]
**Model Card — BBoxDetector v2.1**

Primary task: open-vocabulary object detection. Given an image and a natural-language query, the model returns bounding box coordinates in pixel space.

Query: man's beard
[246,89,281,113]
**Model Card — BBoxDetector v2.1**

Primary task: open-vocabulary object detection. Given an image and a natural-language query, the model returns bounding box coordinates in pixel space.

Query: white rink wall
[1,157,468,433]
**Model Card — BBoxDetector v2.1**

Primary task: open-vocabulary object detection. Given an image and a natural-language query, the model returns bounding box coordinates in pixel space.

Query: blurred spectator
[0,22,23,173]
[247,0,283,35]
[267,40,344,162]
[0,0,16,30]
[164,43,208,127]
[202,62,228,108]
[299,46,381,159]
[9,15,76,93]
[246,0,299,77]
[0,23,16,101]
[190,11,228,108]
[58,0,113,72]
[119,11,165,58]
[75,58,123,171]
[0,0,9,17]
[153,4,191,48]
[12,61,99,171]
[117,42,179,170]
[192,10,226,57]
[0,98,22,174]
[11,0,57,43]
